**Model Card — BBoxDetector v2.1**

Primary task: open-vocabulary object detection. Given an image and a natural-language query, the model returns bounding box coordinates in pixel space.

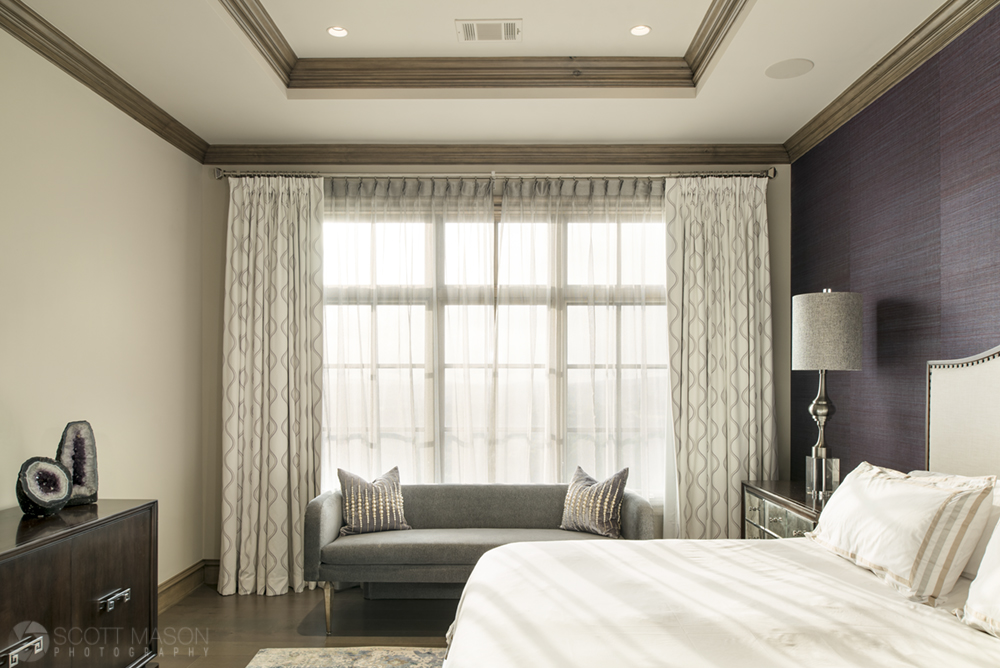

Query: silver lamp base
[806,456,840,499]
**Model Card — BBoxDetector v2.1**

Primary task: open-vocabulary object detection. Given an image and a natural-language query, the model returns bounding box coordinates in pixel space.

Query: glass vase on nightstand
[806,455,840,499]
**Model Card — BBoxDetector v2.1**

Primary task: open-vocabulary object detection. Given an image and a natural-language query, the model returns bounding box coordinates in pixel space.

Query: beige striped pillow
[338,467,411,537]
[560,466,628,538]
[807,462,994,604]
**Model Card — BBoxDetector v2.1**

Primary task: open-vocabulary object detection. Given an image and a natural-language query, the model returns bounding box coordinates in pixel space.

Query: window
[322,177,668,499]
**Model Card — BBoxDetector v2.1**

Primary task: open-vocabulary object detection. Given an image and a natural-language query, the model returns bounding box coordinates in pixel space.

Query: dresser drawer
[0,541,72,667]
[743,521,781,540]
[742,481,821,539]
[763,501,813,538]
[744,490,762,526]
[70,512,153,667]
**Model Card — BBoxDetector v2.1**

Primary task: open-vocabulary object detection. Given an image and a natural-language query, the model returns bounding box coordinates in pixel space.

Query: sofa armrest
[620,490,654,540]
[304,491,343,581]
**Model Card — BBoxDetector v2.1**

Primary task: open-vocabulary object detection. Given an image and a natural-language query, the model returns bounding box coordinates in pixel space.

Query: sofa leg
[323,581,333,635]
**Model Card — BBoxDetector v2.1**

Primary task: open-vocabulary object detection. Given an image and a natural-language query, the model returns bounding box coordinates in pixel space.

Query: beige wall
[0,31,209,583]
[200,173,228,560]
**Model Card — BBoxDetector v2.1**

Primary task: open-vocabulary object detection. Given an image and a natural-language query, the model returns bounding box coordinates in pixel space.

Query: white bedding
[444,538,1000,668]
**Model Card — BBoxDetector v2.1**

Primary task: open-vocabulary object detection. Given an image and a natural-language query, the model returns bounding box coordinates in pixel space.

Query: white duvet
[444,538,1000,667]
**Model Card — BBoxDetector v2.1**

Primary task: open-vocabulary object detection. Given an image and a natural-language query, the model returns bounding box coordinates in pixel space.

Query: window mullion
[369,222,380,473]
[489,184,500,483]
[432,214,445,483]
[615,216,623,473]
[555,212,567,483]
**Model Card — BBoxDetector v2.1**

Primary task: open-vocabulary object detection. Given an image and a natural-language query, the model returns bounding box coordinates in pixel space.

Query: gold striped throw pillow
[807,462,994,604]
[338,467,411,537]
[560,466,628,539]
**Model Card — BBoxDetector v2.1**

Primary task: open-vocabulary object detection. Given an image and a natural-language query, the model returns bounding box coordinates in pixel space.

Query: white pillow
[808,462,995,604]
[910,470,1000,578]
[962,521,1000,637]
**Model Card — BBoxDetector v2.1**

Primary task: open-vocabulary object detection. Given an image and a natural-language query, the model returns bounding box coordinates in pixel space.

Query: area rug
[245,647,446,668]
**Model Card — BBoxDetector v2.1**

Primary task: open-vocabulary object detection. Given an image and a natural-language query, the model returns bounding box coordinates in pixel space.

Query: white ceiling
[22,0,947,146]
[269,0,710,58]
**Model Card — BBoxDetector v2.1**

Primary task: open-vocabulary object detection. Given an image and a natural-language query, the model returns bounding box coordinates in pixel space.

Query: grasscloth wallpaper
[790,6,1000,479]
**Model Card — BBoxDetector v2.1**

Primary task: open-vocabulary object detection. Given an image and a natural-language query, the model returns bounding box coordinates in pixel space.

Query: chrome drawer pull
[99,587,131,612]
[792,529,807,537]
[768,516,784,524]
[3,635,44,667]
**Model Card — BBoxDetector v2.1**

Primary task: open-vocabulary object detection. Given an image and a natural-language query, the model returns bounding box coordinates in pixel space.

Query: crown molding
[0,0,787,168]
[216,0,295,86]
[203,143,790,166]
[785,0,1000,162]
[686,0,754,86]
[0,0,209,162]
[20,0,981,168]
[224,0,746,91]
[289,57,692,89]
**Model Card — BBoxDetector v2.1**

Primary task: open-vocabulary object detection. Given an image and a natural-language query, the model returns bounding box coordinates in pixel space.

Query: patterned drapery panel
[664,176,777,539]
[219,176,325,596]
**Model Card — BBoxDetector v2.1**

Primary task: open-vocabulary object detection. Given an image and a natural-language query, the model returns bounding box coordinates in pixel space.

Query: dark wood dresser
[0,500,157,668]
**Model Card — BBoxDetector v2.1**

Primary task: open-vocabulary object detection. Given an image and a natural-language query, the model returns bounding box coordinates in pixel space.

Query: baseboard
[203,558,220,586]
[158,559,220,614]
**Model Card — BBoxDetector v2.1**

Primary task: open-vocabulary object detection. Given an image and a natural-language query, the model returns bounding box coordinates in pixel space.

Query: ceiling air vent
[456,19,522,43]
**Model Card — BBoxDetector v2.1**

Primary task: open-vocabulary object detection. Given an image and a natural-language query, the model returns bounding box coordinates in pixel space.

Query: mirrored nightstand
[742,480,822,539]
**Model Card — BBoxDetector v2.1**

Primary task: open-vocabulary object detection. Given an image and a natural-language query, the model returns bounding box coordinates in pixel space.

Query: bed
[443,344,1000,667]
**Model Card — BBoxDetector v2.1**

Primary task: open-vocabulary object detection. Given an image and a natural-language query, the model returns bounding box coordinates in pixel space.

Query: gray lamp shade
[792,291,863,371]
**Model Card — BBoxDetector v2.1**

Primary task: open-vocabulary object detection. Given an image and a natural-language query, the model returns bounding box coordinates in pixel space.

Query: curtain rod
[213,167,777,180]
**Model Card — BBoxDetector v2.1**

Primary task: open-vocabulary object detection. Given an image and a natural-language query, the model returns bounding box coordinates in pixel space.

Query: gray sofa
[304,483,654,634]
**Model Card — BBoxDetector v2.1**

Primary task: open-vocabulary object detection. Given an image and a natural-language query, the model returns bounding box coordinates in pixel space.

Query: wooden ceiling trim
[288,57,693,89]
[221,0,750,90]
[217,0,296,86]
[785,0,1000,162]
[203,143,790,166]
[0,0,209,162]
[685,0,753,86]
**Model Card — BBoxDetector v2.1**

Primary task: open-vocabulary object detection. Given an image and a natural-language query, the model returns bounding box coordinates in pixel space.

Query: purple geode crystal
[55,421,98,506]
[16,457,72,517]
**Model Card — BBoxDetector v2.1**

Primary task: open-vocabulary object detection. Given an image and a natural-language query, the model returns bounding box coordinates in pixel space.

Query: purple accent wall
[790,8,1000,479]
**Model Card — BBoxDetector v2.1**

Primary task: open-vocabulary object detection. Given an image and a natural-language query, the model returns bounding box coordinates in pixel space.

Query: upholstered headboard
[926,344,1000,475]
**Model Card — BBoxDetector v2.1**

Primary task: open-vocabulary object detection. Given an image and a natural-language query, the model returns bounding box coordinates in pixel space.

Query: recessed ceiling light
[765,58,814,79]
[630,25,651,37]
[327,26,348,37]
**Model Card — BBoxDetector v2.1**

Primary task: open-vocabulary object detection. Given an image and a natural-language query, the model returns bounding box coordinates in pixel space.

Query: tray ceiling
[1,0,979,161]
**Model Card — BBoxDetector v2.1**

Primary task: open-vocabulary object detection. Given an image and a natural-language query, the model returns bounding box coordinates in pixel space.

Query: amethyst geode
[16,457,72,517]
[55,420,98,506]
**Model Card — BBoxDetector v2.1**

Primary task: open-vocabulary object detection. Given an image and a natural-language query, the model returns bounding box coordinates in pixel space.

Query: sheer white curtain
[321,176,670,503]
[664,176,777,539]
[498,178,671,501]
[321,177,494,485]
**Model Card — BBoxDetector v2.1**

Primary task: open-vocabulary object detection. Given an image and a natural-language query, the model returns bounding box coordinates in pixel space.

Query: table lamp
[792,289,862,498]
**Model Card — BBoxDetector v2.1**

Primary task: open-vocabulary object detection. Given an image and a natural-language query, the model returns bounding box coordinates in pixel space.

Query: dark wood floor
[156,585,458,668]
